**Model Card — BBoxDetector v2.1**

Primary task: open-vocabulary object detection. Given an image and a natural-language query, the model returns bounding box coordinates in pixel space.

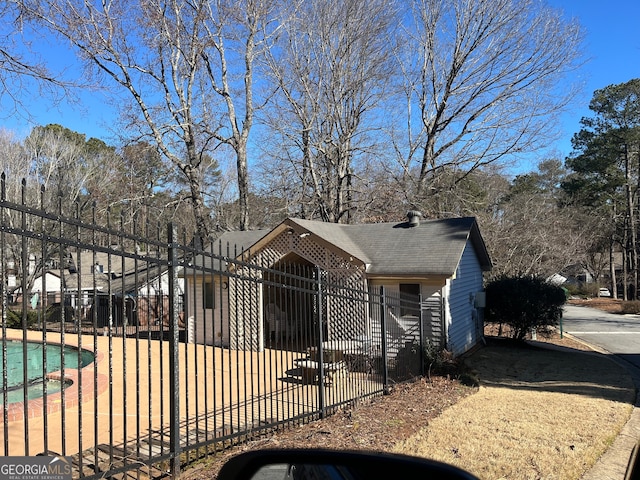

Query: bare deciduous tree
[478,159,597,280]
[20,0,278,237]
[0,128,98,293]
[396,0,584,215]
[0,2,68,117]
[0,129,30,182]
[0,130,38,295]
[24,124,101,210]
[262,0,397,223]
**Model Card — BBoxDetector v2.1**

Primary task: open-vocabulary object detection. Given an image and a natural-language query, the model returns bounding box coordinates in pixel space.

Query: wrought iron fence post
[168,224,181,477]
[20,179,30,452]
[2,174,9,450]
[379,286,390,394]
[316,267,326,417]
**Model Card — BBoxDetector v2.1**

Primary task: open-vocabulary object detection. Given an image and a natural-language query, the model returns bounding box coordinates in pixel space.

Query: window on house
[399,283,420,317]
[203,280,215,309]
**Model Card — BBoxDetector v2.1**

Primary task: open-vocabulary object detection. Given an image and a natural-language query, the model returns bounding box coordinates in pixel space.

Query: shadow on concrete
[466,339,635,404]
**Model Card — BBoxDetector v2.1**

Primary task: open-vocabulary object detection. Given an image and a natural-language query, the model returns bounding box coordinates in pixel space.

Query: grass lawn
[394,341,635,479]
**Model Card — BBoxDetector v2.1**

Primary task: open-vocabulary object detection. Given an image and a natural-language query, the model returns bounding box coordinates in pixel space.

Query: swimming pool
[1,341,95,404]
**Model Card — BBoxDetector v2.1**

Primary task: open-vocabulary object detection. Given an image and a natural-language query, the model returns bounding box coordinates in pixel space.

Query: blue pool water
[1,341,95,404]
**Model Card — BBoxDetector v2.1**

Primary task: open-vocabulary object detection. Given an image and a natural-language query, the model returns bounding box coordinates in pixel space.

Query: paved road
[562,304,640,480]
[562,304,640,371]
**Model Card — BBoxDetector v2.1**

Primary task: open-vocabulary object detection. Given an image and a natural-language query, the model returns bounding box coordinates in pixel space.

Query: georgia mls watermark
[0,457,72,480]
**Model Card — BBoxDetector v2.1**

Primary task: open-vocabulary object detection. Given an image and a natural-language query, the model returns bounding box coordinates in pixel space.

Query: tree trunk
[184,167,211,240]
[418,135,436,198]
[623,229,629,301]
[610,236,617,299]
[236,143,249,231]
[625,144,638,298]
[301,128,311,219]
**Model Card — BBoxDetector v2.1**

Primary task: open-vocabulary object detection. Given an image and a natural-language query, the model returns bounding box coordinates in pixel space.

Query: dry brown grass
[568,297,626,313]
[394,343,635,479]
[567,296,640,314]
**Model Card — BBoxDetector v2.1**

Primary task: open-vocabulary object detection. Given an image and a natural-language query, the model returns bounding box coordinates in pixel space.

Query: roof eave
[366,273,450,284]
[469,220,493,271]
[258,218,369,267]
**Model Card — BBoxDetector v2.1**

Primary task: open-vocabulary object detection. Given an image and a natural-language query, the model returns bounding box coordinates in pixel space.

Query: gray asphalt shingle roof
[215,216,491,277]
[183,230,270,274]
[64,251,174,295]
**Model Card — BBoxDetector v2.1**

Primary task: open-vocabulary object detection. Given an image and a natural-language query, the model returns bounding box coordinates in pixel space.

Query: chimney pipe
[407,210,422,227]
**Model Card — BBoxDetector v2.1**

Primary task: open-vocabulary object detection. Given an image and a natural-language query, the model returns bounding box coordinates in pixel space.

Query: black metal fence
[0,175,425,478]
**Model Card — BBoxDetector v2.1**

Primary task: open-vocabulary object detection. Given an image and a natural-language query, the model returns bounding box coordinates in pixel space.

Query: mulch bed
[180,376,474,479]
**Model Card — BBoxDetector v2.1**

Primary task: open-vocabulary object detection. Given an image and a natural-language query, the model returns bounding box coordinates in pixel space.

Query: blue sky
[2,0,639,172]
[547,0,640,157]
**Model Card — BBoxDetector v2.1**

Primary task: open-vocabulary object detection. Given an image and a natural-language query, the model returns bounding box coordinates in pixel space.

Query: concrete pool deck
[0,329,358,461]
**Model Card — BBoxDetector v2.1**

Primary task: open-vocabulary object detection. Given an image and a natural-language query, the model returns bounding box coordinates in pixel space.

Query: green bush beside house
[485,276,567,341]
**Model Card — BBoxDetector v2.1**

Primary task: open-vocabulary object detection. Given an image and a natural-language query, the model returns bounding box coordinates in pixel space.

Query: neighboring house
[63,251,114,311]
[64,250,184,327]
[13,271,63,306]
[561,264,594,286]
[183,213,492,357]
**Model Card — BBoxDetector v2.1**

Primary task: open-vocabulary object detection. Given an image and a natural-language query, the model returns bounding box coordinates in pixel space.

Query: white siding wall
[136,271,184,296]
[189,277,229,346]
[445,241,484,356]
[31,272,62,294]
[367,280,445,352]
[421,292,444,349]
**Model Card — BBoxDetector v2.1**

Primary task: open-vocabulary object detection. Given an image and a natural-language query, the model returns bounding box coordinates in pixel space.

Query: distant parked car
[598,288,611,297]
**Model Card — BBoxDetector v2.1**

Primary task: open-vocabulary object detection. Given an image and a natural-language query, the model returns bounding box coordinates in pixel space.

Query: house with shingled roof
[182,213,491,357]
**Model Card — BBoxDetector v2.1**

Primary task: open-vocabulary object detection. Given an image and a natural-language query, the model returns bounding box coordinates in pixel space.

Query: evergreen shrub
[485,276,567,341]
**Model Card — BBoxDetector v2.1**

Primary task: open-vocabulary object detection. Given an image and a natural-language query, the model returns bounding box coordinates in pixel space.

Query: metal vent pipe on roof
[407,210,422,227]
